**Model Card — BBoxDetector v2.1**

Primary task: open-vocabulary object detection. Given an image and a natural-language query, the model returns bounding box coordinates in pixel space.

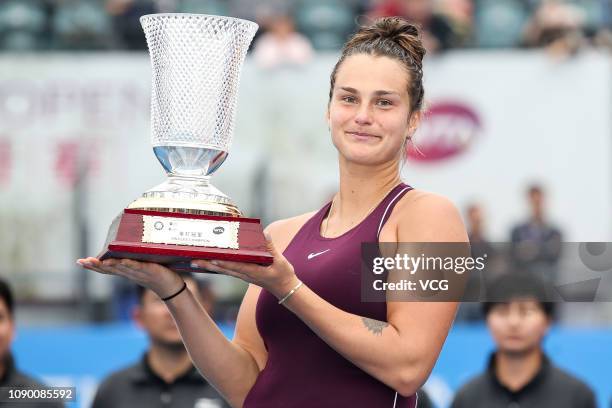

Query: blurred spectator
[456,202,494,321]
[466,202,494,259]
[439,0,475,46]
[0,278,64,408]
[293,0,357,50]
[112,275,140,322]
[591,26,612,50]
[509,184,562,284]
[416,387,435,408]
[474,0,529,48]
[368,0,406,18]
[92,273,229,408]
[522,0,587,56]
[1,0,609,52]
[451,273,596,408]
[0,0,48,50]
[368,0,460,52]
[106,0,156,49]
[51,0,115,50]
[231,0,289,22]
[253,14,314,69]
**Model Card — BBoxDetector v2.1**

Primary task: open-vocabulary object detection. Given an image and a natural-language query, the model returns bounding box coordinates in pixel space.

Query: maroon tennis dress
[244,183,417,408]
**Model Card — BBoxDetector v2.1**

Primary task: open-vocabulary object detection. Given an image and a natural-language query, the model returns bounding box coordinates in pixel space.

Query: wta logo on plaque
[99,14,273,271]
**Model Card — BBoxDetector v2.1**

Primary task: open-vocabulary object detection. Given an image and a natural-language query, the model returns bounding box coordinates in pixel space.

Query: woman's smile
[345,130,382,142]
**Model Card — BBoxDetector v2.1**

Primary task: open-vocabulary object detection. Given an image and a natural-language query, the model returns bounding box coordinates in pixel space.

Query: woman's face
[0,299,14,361]
[328,54,417,167]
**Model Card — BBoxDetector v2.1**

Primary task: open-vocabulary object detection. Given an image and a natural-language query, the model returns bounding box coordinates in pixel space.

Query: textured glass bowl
[128,14,258,216]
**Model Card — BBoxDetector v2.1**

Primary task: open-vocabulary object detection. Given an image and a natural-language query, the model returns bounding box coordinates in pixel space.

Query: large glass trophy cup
[99,14,273,270]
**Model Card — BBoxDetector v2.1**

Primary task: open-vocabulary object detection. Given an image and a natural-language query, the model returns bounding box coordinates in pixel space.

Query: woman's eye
[376,99,392,107]
[341,95,357,103]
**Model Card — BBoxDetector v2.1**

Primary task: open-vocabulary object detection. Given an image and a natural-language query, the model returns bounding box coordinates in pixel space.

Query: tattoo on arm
[361,317,388,335]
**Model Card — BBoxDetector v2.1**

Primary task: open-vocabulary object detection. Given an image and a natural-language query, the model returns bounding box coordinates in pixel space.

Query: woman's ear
[407,111,422,137]
[325,109,331,130]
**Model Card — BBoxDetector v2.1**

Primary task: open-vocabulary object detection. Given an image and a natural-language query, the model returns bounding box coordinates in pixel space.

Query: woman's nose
[354,104,373,125]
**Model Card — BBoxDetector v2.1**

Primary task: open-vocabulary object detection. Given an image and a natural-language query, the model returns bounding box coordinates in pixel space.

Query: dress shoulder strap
[376,184,413,238]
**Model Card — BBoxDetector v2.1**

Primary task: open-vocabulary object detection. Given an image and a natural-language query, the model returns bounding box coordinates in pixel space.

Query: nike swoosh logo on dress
[307,249,331,260]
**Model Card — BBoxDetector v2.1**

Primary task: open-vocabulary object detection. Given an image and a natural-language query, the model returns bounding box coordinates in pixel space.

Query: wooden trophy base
[98,209,273,273]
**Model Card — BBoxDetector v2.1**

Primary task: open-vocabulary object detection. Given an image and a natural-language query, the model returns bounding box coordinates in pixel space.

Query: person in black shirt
[416,387,434,408]
[456,202,496,321]
[0,278,63,408]
[510,184,562,284]
[92,273,229,408]
[451,273,595,408]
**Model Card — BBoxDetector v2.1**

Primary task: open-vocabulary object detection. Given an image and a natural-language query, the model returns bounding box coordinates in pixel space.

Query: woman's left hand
[191,233,299,299]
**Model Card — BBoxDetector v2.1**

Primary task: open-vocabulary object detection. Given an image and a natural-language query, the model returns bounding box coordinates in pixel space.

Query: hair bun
[350,17,425,64]
[372,17,420,42]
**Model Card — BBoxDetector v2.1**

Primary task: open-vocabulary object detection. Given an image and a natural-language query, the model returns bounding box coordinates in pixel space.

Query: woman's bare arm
[77,257,263,408]
[78,212,314,407]
[163,285,261,407]
[277,193,467,396]
[195,192,467,397]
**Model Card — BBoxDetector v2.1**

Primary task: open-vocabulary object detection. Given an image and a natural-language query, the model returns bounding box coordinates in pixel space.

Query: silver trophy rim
[151,142,229,150]
[140,13,260,29]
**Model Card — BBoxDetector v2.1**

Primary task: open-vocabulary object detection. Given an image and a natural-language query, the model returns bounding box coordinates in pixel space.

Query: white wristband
[278,280,304,305]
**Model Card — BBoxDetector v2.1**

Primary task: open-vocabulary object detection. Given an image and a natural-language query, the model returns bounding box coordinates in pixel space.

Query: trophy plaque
[99,14,272,271]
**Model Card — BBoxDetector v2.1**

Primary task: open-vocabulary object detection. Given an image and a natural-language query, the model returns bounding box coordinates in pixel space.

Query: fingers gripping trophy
[99,14,272,271]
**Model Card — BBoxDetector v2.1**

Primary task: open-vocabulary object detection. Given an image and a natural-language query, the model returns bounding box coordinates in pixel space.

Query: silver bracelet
[278,280,304,305]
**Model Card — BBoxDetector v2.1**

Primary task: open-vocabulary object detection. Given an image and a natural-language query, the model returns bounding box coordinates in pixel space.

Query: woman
[79,17,468,408]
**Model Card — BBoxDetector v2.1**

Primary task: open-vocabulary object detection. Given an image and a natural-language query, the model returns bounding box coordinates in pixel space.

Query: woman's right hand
[77,257,184,299]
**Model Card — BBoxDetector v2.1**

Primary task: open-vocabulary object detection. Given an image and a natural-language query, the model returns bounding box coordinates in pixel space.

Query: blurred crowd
[457,183,565,322]
[0,250,602,408]
[0,0,610,57]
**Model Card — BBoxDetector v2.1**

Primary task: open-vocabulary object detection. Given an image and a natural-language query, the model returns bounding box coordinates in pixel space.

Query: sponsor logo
[406,101,482,162]
[308,249,331,260]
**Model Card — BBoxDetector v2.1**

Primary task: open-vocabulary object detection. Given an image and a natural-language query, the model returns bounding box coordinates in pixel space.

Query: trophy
[99,14,273,270]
